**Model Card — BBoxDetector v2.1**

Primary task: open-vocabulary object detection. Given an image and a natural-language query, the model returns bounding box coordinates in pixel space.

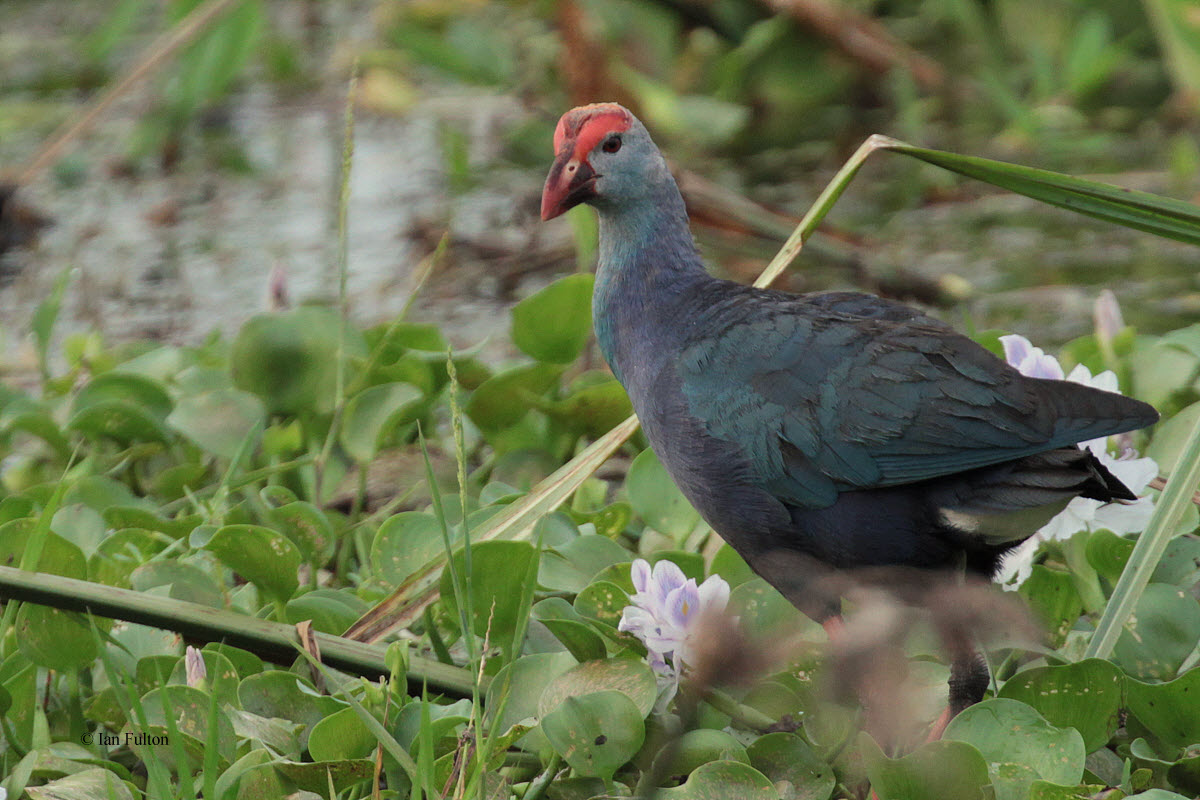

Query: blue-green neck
[591,181,709,385]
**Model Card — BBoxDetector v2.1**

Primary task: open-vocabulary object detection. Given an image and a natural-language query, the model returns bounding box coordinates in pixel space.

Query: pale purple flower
[618,559,731,689]
[1094,290,1125,345]
[185,645,207,688]
[995,334,1158,589]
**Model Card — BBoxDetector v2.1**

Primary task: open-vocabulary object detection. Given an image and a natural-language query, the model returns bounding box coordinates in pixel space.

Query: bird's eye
[601,136,622,154]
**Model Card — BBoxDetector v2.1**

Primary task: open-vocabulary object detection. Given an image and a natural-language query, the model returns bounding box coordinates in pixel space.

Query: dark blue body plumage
[542,103,1159,631]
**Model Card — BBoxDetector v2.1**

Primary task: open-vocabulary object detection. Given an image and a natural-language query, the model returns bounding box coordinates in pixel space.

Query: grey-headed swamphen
[540,103,1158,731]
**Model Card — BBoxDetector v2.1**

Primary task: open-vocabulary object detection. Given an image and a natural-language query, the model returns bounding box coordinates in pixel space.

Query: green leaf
[285,590,367,635]
[651,729,750,779]
[308,706,376,761]
[340,382,423,462]
[440,540,537,654]
[538,657,658,718]
[17,603,101,670]
[746,732,835,800]
[25,768,135,800]
[656,760,776,799]
[1111,583,1200,679]
[626,448,701,540]
[238,671,346,735]
[486,651,577,741]
[861,734,990,800]
[539,533,631,593]
[541,691,644,779]
[944,698,1086,796]
[511,273,594,364]
[465,362,563,432]
[1018,565,1084,648]
[372,512,455,586]
[1125,667,1200,749]
[231,307,367,415]
[998,659,1123,752]
[167,387,265,459]
[533,598,608,662]
[205,524,301,604]
[574,580,631,628]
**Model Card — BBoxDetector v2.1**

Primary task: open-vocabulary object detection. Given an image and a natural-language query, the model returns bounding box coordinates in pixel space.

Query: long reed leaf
[878,137,1200,246]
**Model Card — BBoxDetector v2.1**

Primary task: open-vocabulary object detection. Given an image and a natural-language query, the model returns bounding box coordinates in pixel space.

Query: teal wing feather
[677,289,1155,510]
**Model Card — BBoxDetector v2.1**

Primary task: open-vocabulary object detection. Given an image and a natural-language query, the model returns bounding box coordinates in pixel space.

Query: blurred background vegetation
[1,0,1199,367]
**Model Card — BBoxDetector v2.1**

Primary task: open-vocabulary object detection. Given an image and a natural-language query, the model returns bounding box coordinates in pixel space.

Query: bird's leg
[822,615,845,642]
[925,649,990,741]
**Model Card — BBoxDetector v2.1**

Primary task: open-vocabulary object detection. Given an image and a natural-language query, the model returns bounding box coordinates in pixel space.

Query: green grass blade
[342,414,640,642]
[1086,412,1200,659]
[878,137,1200,246]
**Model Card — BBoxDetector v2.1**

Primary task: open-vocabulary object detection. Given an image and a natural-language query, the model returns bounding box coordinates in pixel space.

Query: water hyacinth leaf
[570,501,633,539]
[138,684,238,763]
[25,768,135,800]
[538,657,658,718]
[205,524,302,605]
[1027,781,1109,800]
[90,528,169,587]
[541,690,644,779]
[710,544,758,589]
[574,580,631,627]
[539,533,631,593]
[486,651,577,745]
[652,729,751,780]
[465,362,563,431]
[654,760,781,800]
[1147,401,1200,473]
[1126,668,1200,748]
[1152,535,1200,586]
[167,388,265,459]
[269,501,336,563]
[860,734,990,800]
[285,590,367,635]
[730,577,811,640]
[0,518,87,577]
[1018,565,1084,648]
[67,401,171,443]
[543,378,634,437]
[1111,583,1200,679]
[1087,530,1136,584]
[371,512,453,586]
[231,307,368,416]
[944,698,1086,794]
[17,604,100,670]
[50,503,107,556]
[440,540,537,651]
[539,618,608,662]
[746,732,835,800]
[308,706,376,761]
[3,410,72,459]
[73,371,172,420]
[998,659,1123,752]
[130,561,224,607]
[340,381,423,463]
[239,671,346,739]
[511,273,594,364]
[533,597,609,662]
[1168,753,1200,798]
[627,448,702,539]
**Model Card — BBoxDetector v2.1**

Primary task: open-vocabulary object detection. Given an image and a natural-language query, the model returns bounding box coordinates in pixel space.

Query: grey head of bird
[540,103,673,221]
